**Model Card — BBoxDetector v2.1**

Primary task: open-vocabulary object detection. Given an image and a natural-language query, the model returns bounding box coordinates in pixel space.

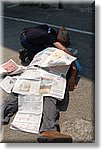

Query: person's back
[20,25,73,65]
[20,24,58,64]
[23,25,57,45]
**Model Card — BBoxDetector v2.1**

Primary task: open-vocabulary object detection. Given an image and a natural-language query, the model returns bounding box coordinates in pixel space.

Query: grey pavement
[0,2,95,143]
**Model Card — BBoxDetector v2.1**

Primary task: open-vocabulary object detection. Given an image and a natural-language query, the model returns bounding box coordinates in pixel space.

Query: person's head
[57,27,70,47]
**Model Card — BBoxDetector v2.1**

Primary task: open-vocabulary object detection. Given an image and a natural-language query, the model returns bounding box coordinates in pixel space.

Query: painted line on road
[6,4,20,8]
[3,16,94,36]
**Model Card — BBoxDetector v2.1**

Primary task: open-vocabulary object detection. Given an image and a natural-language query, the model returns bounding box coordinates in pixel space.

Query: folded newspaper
[29,47,77,76]
[0,76,17,93]
[0,47,76,134]
[0,59,27,75]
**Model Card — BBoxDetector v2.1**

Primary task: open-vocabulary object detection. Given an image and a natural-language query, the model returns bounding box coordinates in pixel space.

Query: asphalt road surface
[1,3,95,143]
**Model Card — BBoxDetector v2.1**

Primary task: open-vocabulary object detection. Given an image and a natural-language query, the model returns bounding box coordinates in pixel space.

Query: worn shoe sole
[37,136,72,143]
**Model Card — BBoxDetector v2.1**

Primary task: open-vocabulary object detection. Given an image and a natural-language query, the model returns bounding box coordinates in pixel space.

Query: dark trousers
[39,96,60,133]
[2,89,69,132]
[20,33,46,61]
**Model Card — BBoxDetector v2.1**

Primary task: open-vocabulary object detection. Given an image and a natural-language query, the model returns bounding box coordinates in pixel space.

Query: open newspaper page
[29,47,76,76]
[10,95,43,134]
[39,69,66,100]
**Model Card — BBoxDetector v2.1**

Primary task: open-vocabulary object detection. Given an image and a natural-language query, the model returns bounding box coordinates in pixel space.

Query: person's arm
[53,41,74,56]
[66,63,77,91]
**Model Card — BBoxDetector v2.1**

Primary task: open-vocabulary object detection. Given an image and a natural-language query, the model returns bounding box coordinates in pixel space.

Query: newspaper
[39,69,66,100]
[0,59,18,74]
[10,95,43,133]
[29,47,77,76]
[46,76,66,100]
[0,47,76,134]
[0,76,16,93]
[0,68,66,99]
[9,65,27,75]
[0,59,27,75]
[20,67,42,80]
[0,48,76,98]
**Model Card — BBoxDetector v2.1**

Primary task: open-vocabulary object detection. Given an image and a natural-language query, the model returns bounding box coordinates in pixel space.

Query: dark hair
[57,27,70,47]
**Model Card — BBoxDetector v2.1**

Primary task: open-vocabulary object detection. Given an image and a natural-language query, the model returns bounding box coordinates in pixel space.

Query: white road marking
[3,16,94,35]
[6,4,20,8]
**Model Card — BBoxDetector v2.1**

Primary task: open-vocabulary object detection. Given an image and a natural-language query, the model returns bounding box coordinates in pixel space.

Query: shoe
[21,57,30,66]
[37,131,72,143]
[19,49,27,62]
[19,49,30,66]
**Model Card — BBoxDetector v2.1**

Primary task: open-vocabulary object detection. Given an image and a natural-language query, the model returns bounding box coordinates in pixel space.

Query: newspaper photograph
[12,78,41,95]
[39,77,53,94]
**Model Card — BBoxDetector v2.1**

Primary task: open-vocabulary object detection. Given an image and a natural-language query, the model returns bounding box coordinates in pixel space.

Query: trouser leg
[39,96,60,133]
[20,34,46,62]
[27,45,46,61]
[1,93,18,124]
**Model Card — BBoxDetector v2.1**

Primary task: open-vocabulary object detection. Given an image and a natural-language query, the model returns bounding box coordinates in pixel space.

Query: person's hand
[68,77,77,91]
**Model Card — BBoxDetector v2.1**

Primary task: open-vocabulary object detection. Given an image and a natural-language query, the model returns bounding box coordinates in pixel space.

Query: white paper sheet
[20,67,42,80]
[39,69,66,99]
[18,95,43,114]
[50,76,66,99]
[10,95,43,134]
[10,112,42,133]
[0,76,16,93]
[29,47,76,76]
[41,76,66,100]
